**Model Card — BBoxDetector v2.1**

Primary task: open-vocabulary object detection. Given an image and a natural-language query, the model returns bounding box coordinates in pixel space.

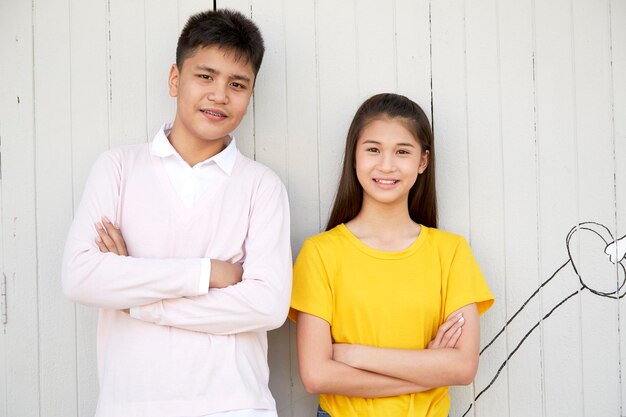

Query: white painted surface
[1,1,624,416]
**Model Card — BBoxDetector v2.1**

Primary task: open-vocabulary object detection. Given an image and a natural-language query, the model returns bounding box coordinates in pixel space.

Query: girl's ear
[418,150,429,174]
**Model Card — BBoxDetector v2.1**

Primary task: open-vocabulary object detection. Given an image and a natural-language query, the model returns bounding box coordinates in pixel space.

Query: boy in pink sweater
[62,9,291,417]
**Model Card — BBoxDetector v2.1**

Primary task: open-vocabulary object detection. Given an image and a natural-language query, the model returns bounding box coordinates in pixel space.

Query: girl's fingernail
[457,327,463,333]
[458,316,465,323]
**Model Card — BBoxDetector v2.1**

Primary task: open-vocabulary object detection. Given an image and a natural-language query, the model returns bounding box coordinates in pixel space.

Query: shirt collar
[150,122,238,175]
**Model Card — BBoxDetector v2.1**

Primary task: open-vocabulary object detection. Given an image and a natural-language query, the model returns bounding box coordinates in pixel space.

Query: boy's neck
[168,128,227,167]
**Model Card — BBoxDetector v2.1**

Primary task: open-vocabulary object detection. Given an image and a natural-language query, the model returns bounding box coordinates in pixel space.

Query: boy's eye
[230,82,246,89]
[199,74,213,80]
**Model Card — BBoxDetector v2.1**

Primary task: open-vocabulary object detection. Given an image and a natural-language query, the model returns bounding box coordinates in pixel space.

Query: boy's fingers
[102,217,128,256]
[96,223,119,255]
[95,236,109,253]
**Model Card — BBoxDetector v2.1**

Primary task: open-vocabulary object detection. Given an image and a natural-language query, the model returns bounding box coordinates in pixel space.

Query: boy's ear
[418,150,429,174]
[168,64,180,97]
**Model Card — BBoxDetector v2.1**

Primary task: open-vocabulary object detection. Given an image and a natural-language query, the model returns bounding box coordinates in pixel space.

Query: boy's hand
[427,312,465,349]
[210,260,244,289]
[95,216,128,256]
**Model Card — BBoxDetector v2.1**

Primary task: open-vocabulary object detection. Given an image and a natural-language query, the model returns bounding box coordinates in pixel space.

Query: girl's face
[355,118,429,208]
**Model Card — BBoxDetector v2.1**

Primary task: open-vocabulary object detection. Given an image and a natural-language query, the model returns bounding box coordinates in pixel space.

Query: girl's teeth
[377,179,396,184]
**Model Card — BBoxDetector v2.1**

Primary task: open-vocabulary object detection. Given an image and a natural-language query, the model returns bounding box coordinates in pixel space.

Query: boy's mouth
[201,109,228,118]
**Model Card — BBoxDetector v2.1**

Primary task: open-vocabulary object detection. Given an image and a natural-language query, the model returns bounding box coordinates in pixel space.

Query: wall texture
[1,0,625,416]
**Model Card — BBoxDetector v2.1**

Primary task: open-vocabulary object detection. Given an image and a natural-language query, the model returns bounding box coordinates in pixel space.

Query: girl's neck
[345,197,421,252]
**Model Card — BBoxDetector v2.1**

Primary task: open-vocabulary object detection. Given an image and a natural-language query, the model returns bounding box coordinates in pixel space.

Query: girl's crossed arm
[296,312,428,397]
[296,307,467,397]
[332,303,480,388]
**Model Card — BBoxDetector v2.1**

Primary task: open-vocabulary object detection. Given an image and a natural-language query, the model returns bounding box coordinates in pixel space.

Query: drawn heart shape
[566,222,626,297]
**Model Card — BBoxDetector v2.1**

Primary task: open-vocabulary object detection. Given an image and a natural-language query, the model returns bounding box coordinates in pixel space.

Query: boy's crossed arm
[95,216,243,290]
[62,152,292,335]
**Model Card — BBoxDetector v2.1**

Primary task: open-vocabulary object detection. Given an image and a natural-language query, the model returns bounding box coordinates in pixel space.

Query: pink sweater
[62,143,292,417]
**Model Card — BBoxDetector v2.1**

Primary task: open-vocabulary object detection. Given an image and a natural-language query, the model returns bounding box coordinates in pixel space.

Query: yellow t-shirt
[290,224,494,417]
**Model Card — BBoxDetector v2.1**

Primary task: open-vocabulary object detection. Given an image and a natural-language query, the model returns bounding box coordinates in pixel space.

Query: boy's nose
[208,85,228,104]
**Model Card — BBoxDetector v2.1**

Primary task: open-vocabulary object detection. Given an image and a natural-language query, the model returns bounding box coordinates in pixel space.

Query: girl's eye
[365,147,380,153]
[397,149,410,155]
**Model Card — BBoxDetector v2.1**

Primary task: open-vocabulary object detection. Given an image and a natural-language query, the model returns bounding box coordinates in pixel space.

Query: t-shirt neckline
[337,223,429,259]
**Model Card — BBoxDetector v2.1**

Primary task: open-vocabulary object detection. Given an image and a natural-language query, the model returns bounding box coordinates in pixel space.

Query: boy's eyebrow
[362,139,415,147]
[196,65,252,83]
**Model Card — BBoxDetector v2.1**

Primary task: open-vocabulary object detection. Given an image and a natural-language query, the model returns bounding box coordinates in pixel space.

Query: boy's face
[169,45,255,148]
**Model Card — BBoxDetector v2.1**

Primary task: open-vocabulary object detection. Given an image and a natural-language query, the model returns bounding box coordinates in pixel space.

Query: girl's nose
[377,153,396,172]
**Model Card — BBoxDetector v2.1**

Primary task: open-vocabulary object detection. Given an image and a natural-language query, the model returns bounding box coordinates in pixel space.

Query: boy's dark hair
[176,9,265,77]
[326,93,438,230]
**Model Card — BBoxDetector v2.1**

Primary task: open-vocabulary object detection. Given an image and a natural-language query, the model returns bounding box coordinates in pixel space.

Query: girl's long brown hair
[325,93,437,231]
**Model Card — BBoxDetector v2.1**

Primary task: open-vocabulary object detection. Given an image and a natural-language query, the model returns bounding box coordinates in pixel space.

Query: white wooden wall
[1,0,625,416]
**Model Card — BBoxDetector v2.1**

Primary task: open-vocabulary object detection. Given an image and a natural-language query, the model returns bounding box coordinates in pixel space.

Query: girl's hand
[95,216,128,256]
[427,311,465,349]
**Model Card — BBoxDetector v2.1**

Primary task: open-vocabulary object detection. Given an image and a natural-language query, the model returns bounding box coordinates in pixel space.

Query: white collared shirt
[150,123,238,209]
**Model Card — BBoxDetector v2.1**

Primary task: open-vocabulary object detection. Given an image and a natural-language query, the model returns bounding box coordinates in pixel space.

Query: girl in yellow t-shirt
[290,93,494,417]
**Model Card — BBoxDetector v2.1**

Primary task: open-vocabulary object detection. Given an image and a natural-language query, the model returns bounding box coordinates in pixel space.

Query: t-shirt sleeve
[443,237,495,319]
[289,238,333,324]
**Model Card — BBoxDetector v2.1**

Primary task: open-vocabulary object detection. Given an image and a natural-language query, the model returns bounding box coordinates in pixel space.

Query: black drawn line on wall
[460,222,626,417]
[461,289,580,417]
[479,260,571,355]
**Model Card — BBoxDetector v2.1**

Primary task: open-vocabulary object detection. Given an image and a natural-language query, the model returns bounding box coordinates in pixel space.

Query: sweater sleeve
[130,170,292,335]
[62,150,204,309]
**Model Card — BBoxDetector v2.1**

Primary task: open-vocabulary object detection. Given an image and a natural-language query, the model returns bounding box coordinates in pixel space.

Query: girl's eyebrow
[361,139,415,147]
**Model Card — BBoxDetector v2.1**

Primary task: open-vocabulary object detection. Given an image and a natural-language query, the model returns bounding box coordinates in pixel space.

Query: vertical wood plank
[0,139,5,417]
[146,1,178,137]
[284,0,321,249]
[497,0,544,416]
[395,0,432,117]
[69,0,113,414]
[283,0,320,413]
[33,0,78,415]
[465,1,508,416]
[0,0,40,416]
[246,3,292,415]
[354,0,396,98]
[571,0,621,415]
[109,0,147,146]
[613,0,626,412]
[430,0,470,239]
[0,1,13,413]
[430,2,473,411]
[315,0,359,226]
[249,0,288,183]
[534,0,584,415]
